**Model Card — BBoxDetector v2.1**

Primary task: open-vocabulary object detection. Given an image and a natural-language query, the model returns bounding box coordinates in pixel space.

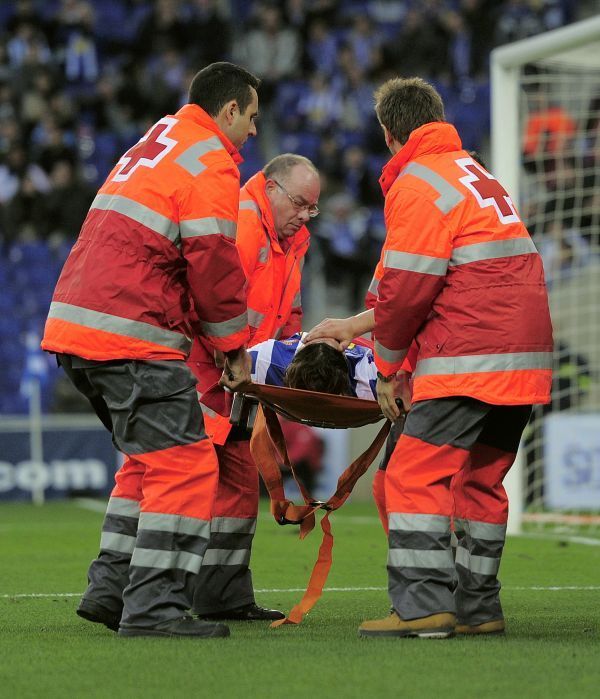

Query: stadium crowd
[0,0,584,413]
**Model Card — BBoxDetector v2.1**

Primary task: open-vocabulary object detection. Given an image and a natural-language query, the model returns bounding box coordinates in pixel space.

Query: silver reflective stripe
[450,237,537,266]
[131,547,203,574]
[201,311,248,338]
[273,327,283,340]
[454,518,507,541]
[48,302,192,353]
[374,339,408,365]
[202,548,251,566]
[180,217,237,240]
[455,547,500,576]
[100,531,136,554]
[106,496,140,519]
[292,290,301,307]
[388,548,455,569]
[239,199,261,215]
[138,512,210,538]
[258,246,269,263]
[414,351,553,377]
[174,136,224,176]
[368,276,379,297]
[384,249,448,276]
[248,308,266,328]
[400,162,464,214]
[389,512,450,533]
[211,516,257,535]
[200,403,217,419]
[91,194,180,245]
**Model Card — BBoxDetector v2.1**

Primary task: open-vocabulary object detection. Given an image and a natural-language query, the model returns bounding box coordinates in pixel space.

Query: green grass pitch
[1,499,599,698]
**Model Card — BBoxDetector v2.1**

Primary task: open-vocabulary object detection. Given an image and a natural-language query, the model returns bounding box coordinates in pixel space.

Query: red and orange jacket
[372,122,553,406]
[237,171,309,343]
[188,170,310,443]
[42,104,249,361]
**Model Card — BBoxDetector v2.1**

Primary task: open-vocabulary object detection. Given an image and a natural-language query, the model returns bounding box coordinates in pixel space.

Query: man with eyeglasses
[188,153,320,622]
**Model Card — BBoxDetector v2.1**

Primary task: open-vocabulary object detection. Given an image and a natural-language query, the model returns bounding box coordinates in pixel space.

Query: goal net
[491,16,600,539]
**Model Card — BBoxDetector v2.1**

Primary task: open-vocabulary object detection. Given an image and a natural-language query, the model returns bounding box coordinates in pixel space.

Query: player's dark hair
[374,77,445,145]
[284,343,352,395]
[188,62,260,117]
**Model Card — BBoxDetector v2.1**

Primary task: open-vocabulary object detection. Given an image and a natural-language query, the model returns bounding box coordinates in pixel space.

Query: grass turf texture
[1,500,599,699]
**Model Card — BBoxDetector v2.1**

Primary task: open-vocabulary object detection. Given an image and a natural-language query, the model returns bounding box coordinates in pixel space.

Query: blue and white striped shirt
[249,333,377,399]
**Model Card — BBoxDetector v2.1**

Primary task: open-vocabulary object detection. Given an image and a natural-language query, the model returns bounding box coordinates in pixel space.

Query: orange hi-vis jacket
[42,105,249,361]
[372,122,553,406]
[189,170,310,444]
[238,171,310,343]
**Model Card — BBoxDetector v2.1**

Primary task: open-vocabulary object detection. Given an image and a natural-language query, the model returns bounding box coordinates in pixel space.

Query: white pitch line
[3,585,600,600]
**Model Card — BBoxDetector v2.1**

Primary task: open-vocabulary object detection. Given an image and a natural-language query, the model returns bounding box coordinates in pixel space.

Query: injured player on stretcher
[248,332,378,399]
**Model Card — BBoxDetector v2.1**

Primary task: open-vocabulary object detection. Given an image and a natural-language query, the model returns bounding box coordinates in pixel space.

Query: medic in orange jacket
[372,121,553,406]
[42,104,249,361]
[190,170,310,444]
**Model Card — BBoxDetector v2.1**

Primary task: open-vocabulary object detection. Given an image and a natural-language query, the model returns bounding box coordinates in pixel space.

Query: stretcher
[201,382,392,627]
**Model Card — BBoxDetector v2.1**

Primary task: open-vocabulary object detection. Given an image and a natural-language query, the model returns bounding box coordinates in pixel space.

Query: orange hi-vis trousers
[383,397,531,625]
[58,355,219,629]
[192,433,260,614]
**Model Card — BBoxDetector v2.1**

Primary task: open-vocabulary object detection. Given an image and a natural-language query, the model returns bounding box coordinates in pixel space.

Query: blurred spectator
[233,4,300,106]
[185,0,232,66]
[42,159,94,243]
[297,73,340,132]
[316,192,379,309]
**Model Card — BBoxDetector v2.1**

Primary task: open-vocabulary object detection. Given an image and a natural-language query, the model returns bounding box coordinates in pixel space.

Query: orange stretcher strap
[248,390,390,627]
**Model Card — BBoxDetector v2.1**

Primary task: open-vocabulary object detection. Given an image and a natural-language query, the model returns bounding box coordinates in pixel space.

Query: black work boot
[77,598,122,632]
[118,615,230,638]
[200,603,285,621]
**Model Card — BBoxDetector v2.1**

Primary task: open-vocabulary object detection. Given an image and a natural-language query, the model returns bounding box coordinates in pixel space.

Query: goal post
[491,16,600,536]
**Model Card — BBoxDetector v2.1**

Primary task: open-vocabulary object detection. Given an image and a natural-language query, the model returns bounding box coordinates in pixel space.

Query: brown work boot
[359,611,456,639]
[456,619,505,635]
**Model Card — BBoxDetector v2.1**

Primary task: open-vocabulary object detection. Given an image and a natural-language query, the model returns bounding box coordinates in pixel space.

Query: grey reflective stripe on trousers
[384,250,449,276]
[398,162,464,214]
[192,516,257,615]
[174,136,224,176]
[450,237,538,266]
[120,511,211,628]
[375,339,408,365]
[453,518,507,625]
[91,193,180,246]
[200,311,248,338]
[387,512,456,619]
[292,290,301,307]
[180,217,237,240]
[81,496,141,618]
[413,351,553,378]
[48,301,192,354]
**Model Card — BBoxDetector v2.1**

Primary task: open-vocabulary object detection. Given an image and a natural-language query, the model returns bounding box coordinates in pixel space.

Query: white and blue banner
[544,413,600,510]
[0,425,118,501]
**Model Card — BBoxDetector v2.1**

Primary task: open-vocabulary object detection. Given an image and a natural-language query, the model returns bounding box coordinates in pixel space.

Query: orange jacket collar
[175,103,243,165]
[243,171,310,252]
[379,122,462,195]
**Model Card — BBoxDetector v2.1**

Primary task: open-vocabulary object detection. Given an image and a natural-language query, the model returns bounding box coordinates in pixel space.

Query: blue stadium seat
[279,132,320,162]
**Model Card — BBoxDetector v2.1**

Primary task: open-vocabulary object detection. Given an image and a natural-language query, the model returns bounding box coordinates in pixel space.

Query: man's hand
[219,348,252,391]
[376,370,411,422]
[304,317,355,350]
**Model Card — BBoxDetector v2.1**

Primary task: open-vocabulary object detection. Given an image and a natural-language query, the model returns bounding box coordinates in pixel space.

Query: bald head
[263,154,320,239]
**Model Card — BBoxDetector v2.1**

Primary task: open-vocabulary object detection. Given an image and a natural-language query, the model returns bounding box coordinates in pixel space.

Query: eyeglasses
[273,179,319,218]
